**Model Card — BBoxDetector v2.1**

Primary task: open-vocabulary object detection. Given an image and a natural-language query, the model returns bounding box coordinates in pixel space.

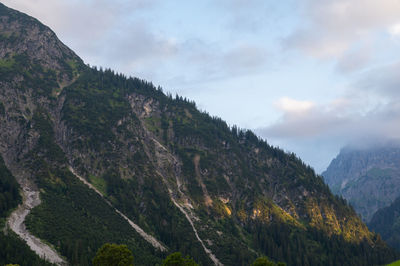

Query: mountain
[0,3,398,265]
[369,195,400,251]
[322,145,400,222]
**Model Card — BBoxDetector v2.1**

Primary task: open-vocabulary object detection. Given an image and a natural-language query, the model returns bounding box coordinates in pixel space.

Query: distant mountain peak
[323,145,400,222]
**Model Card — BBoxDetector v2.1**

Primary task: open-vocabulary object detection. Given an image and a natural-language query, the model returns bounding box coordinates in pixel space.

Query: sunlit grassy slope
[388,260,400,266]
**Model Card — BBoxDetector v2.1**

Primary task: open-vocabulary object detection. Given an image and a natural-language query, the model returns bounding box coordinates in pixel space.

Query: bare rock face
[323,145,400,222]
[0,5,80,73]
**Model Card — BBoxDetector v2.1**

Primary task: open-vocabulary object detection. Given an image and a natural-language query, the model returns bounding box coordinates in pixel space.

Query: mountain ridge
[322,145,400,222]
[0,3,398,265]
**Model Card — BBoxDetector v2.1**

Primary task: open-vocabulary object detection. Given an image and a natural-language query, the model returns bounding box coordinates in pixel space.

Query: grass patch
[387,259,400,266]
[88,174,107,195]
[0,58,15,68]
[66,59,80,76]
[144,117,161,133]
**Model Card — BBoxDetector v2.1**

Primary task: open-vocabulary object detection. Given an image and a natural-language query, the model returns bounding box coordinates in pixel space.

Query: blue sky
[4,0,400,172]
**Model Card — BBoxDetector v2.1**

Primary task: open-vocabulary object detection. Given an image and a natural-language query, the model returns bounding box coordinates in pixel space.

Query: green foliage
[88,174,107,195]
[162,252,198,266]
[387,259,400,266]
[0,230,52,266]
[25,166,161,266]
[246,219,398,266]
[0,52,59,96]
[252,256,275,266]
[0,156,21,218]
[31,110,66,163]
[62,68,132,149]
[66,59,81,77]
[0,230,54,266]
[93,243,134,266]
[0,57,15,68]
[369,196,400,251]
[99,168,212,265]
[0,101,5,115]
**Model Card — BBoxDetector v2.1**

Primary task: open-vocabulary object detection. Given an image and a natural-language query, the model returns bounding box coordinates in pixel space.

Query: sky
[3,0,400,172]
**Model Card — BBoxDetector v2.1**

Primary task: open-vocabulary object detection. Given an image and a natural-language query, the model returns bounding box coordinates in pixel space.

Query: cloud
[263,82,400,142]
[336,42,372,73]
[357,61,400,100]
[388,23,400,37]
[93,22,179,74]
[2,0,155,40]
[166,40,269,87]
[276,97,314,113]
[258,60,400,171]
[265,98,349,139]
[284,0,400,72]
[257,99,392,171]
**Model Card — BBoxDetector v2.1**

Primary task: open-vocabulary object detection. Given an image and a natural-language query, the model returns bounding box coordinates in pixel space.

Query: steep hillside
[369,195,400,251]
[322,146,400,222]
[0,3,398,265]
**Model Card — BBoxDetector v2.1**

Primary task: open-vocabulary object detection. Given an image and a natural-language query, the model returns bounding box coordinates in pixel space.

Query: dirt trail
[6,179,67,265]
[68,167,167,252]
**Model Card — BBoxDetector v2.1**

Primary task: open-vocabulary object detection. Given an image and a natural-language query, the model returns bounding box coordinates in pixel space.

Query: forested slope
[369,196,400,251]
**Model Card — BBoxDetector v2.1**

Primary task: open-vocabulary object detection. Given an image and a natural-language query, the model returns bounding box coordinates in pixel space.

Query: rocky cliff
[323,145,400,222]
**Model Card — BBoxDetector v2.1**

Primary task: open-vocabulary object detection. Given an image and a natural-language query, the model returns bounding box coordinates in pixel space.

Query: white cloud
[284,0,400,71]
[388,23,400,37]
[264,70,400,141]
[267,99,347,139]
[276,97,314,113]
[2,0,148,39]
